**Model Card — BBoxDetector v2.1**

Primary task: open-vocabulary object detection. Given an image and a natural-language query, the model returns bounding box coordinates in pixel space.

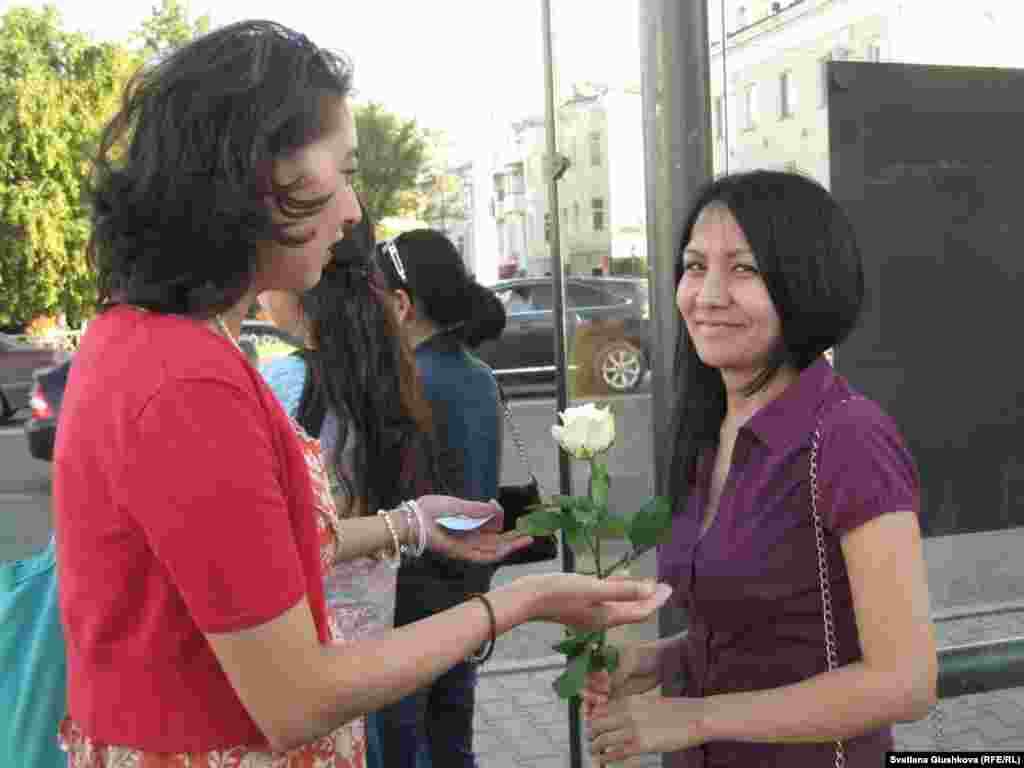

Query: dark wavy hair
[374,229,506,348]
[668,170,864,507]
[294,206,440,513]
[89,20,354,317]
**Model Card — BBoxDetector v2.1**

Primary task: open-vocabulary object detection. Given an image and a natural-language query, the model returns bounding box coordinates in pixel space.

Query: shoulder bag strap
[494,379,543,495]
[810,396,858,768]
[811,395,944,757]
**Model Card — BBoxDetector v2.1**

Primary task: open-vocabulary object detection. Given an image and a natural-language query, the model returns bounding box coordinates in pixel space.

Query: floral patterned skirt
[59,716,366,768]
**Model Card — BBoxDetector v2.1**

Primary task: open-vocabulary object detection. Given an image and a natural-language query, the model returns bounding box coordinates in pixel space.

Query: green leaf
[552,647,594,699]
[570,497,600,526]
[515,508,564,536]
[551,630,601,656]
[590,462,610,509]
[602,644,621,674]
[627,496,674,550]
[595,516,628,539]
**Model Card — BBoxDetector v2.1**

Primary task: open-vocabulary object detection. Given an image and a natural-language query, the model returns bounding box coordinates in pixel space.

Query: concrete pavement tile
[515,733,562,760]
[943,728,993,750]
[518,758,569,768]
[969,710,1024,745]
[992,737,1024,749]
[978,699,1024,729]
[514,689,561,708]
[476,679,511,702]
[478,752,527,768]
[500,670,555,690]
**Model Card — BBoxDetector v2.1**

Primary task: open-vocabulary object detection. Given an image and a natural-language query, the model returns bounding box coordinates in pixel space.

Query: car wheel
[593,340,646,393]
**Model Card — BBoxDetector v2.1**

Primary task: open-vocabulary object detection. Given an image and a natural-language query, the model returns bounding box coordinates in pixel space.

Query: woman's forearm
[332,504,410,563]
[697,660,935,746]
[299,581,537,747]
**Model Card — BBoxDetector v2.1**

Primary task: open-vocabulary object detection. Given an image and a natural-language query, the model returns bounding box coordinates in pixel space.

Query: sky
[0,0,642,164]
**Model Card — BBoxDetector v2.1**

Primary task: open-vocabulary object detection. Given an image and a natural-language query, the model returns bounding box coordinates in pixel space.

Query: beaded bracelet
[376,509,402,568]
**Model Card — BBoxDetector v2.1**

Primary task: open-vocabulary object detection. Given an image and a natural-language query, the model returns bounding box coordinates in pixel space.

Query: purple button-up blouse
[657,358,920,768]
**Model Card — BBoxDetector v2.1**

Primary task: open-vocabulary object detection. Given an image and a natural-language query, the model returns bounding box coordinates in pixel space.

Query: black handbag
[495,383,559,567]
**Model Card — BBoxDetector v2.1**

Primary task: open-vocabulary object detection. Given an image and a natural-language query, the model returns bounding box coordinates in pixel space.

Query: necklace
[214,314,243,355]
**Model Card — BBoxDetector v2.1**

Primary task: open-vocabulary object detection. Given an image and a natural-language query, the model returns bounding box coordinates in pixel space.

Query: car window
[529,284,554,311]
[567,283,628,309]
[496,287,537,314]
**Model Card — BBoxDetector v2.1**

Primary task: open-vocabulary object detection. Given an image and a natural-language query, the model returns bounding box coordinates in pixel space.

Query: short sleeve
[259,354,307,418]
[118,378,307,633]
[816,397,920,536]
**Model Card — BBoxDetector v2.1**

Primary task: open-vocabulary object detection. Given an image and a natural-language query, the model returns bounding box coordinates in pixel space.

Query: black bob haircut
[668,169,865,506]
[89,20,354,318]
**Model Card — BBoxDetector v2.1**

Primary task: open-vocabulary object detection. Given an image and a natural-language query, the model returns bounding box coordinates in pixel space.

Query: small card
[436,514,495,531]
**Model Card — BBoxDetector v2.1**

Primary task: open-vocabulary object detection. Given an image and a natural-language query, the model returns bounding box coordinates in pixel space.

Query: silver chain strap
[810,399,851,768]
[811,397,944,763]
[497,384,545,495]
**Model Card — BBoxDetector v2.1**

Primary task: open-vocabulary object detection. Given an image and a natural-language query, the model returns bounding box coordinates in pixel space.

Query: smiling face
[254,97,362,295]
[677,204,784,379]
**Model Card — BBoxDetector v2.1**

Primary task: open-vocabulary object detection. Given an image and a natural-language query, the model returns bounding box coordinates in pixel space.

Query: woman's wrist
[487,580,541,635]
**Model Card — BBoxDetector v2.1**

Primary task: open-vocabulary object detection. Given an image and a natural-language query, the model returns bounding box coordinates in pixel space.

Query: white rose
[550,403,616,459]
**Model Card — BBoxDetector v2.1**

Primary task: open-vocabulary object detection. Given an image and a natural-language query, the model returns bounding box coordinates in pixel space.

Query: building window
[742,82,758,131]
[574,201,580,230]
[562,207,569,233]
[818,55,832,109]
[779,70,796,119]
[544,212,551,243]
[714,95,724,139]
[591,197,605,232]
[867,40,882,62]
[589,131,602,167]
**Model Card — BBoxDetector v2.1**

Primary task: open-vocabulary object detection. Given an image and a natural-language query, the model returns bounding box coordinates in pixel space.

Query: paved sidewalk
[471,609,1024,767]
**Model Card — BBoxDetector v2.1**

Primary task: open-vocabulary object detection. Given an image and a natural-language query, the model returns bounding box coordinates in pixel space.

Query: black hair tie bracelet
[467,593,496,665]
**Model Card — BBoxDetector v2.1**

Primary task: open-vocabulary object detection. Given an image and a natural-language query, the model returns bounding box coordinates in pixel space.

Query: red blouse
[54,306,334,751]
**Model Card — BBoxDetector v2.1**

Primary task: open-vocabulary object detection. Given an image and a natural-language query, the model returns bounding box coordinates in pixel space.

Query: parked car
[23,320,301,462]
[476,276,651,394]
[0,333,67,423]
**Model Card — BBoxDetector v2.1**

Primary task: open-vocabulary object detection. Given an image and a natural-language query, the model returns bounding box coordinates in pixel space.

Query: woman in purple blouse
[584,170,937,767]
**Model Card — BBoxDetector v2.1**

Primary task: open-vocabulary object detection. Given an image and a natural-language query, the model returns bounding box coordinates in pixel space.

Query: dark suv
[475,276,650,394]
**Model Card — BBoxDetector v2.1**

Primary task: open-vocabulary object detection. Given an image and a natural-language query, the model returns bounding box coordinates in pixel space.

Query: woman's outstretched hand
[415,495,534,564]
[518,573,672,631]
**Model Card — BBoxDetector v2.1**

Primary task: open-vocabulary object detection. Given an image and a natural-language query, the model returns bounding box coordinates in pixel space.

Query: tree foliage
[354,102,429,224]
[132,0,210,60]
[0,6,137,327]
[0,2,210,328]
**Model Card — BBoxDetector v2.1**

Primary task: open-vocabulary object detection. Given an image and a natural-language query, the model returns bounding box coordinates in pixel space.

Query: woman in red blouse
[583,171,937,767]
[53,21,670,768]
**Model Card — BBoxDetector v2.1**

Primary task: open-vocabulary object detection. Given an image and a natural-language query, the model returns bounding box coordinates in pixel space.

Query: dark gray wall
[829,61,1024,536]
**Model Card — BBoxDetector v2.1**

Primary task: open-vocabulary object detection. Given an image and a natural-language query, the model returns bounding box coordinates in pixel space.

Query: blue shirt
[415,335,501,502]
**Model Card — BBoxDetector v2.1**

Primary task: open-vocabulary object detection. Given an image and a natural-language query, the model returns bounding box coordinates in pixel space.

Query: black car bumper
[24,417,56,462]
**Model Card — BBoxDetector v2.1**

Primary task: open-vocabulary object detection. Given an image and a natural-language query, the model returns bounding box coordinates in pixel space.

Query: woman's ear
[393,288,415,325]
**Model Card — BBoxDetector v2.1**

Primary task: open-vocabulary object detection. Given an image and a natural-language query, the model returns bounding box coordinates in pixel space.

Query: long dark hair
[668,170,864,507]
[294,206,439,513]
[89,20,354,318]
[374,228,506,348]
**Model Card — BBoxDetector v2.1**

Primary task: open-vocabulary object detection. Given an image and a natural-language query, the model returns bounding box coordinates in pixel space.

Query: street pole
[639,5,712,762]
[540,2,581,768]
